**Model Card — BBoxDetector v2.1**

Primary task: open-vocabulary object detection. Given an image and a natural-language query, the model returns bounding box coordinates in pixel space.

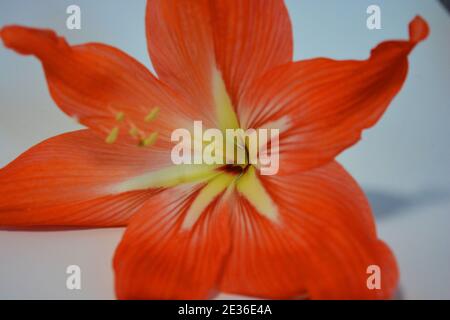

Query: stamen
[105,127,119,144]
[115,112,125,122]
[140,132,158,147]
[145,107,160,123]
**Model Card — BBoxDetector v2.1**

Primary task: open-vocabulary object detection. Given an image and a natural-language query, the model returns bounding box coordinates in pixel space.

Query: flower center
[110,70,279,229]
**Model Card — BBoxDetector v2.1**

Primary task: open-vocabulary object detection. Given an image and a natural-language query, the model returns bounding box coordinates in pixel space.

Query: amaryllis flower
[0,0,428,299]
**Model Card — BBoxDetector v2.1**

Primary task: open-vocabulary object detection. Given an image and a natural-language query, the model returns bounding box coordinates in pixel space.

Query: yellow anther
[115,112,125,122]
[129,126,139,138]
[140,132,158,147]
[106,127,120,144]
[145,107,160,123]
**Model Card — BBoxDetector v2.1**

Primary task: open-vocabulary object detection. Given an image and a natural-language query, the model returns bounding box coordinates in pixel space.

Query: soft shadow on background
[439,0,450,13]
[366,188,450,220]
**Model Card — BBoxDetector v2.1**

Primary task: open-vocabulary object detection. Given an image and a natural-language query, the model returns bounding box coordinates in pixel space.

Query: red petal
[219,161,399,299]
[0,26,194,145]
[146,0,292,114]
[238,16,429,173]
[0,130,170,227]
[210,0,293,105]
[114,180,233,299]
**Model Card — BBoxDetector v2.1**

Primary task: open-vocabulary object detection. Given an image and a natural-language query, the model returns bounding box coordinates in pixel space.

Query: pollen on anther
[144,107,160,123]
[106,127,120,144]
[140,132,158,147]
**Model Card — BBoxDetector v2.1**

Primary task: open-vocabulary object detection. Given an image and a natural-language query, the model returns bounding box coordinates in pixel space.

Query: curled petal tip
[409,15,429,44]
[1,26,24,47]
[1,25,39,54]
[0,25,10,46]
[0,25,67,57]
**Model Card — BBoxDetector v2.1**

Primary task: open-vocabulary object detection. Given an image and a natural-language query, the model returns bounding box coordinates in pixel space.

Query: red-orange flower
[0,0,428,299]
